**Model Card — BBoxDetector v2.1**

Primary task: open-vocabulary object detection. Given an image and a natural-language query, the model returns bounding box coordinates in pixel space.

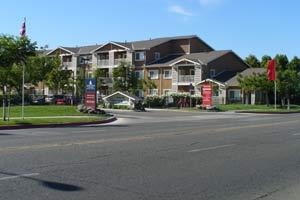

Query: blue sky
[0,0,299,59]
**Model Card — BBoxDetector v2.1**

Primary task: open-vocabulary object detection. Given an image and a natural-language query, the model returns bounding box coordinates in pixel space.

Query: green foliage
[112,61,138,94]
[261,55,272,68]
[143,94,202,108]
[244,54,261,68]
[45,56,73,94]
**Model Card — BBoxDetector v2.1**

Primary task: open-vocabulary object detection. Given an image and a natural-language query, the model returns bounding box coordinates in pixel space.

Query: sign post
[85,78,97,110]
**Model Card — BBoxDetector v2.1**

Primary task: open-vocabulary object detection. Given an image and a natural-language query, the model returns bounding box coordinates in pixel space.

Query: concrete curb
[235,111,300,114]
[0,115,117,130]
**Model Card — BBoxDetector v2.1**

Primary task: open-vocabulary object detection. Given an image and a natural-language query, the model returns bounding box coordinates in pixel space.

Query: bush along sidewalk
[143,94,202,108]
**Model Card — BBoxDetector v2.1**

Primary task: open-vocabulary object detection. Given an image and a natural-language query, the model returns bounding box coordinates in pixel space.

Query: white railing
[97,59,109,66]
[114,58,126,66]
[178,75,194,82]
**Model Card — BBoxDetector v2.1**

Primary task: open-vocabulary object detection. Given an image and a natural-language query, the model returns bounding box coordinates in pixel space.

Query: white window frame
[210,69,216,78]
[163,89,171,96]
[229,89,241,100]
[154,52,160,60]
[163,70,172,79]
[149,89,158,96]
[135,70,144,80]
[135,51,145,61]
[149,70,159,80]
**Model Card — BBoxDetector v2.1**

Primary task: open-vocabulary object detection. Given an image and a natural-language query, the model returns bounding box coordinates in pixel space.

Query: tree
[45,56,72,95]
[0,35,36,120]
[244,54,261,68]
[112,61,138,94]
[261,55,272,68]
[94,68,108,93]
[288,56,300,72]
[275,54,289,106]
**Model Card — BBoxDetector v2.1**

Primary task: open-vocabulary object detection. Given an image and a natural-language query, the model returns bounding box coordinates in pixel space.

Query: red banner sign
[202,83,212,108]
[85,92,96,110]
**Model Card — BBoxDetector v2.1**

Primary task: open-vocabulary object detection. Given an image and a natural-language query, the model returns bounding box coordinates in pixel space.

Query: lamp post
[81,58,89,104]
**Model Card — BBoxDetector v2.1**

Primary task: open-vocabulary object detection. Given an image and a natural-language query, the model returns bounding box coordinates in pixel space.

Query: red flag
[267,59,276,81]
[20,18,26,37]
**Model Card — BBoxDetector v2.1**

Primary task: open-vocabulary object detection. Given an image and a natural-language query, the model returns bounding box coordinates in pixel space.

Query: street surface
[0,110,300,200]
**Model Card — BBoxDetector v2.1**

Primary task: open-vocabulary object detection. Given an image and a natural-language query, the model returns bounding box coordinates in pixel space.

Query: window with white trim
[135,70,144,80]
[163,89,171,96]
[163,70,172,79]
[135,51,145,61]
[154,52,160,60]
[149,70,159,79]
[149,89,158,96]
[135,89,144,98]
[210,69,216,78]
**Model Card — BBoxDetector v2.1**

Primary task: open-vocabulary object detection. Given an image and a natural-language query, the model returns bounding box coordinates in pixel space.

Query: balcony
[114,58,126,66]
[178,75,194,83]
[62,61,73,70]
[97,59,109,66]
[99,77,113,84]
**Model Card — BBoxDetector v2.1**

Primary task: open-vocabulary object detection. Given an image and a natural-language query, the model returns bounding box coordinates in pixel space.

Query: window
[229,90,241,100]
[163,89,171,96]
[135,70,144,80]
[135,90,144,98]
[154,52,160,60]
[163,70,172,79]
[210,69,216,78]
[149,89,158,96]
[135,51,145,61]
[149,70,159,79]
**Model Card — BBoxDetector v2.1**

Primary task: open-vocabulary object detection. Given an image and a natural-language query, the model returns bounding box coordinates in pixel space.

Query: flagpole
[21,17,26,120]
[22,64,25,119]
[274,80,277,110]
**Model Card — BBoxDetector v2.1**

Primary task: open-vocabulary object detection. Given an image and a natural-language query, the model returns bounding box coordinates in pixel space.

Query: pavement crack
[252,188,280,200]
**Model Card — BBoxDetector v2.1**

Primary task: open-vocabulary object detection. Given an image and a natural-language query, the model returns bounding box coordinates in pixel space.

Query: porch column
[194,65,202,95]
[251,91,256,105]
[171,66,178,93]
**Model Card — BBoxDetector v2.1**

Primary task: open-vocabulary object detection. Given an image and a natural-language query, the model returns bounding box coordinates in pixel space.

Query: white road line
[73,130,105,133]
[293,133,300,136]
[187,144,235,153]
[0,173,39,181]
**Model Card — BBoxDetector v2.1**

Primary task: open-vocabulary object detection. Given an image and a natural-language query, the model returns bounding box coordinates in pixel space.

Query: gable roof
[226,68,266,87]
[103,91,141,101]
[77,44,102,54]
[146,50,231,68]
[47,45,102,56]
[111,35,213,51]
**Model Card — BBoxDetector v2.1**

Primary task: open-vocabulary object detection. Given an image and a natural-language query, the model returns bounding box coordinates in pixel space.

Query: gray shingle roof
[226,68,265,87]
[77,45,102,54]
[115,35,209,50]
[146,50,231,68]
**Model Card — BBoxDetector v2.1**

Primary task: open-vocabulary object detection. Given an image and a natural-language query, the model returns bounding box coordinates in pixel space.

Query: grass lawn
[0,105,110,126]
[1,105,85,118]
[217,104,300,112]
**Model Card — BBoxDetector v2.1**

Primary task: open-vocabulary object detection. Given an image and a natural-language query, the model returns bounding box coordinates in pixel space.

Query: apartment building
[45,35,248,98]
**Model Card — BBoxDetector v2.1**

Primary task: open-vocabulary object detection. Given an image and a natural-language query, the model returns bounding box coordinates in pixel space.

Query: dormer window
[135,51,145,61]
[210,69,216,78]
[154,52,160,60]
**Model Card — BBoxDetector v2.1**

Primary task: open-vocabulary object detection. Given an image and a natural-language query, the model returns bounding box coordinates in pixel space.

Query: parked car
[45,95,55,104]
[31,96,45,105]
[54,95,66,105]
[56,98,66,105]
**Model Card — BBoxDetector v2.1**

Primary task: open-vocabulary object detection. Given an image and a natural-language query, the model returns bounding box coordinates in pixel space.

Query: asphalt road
[1,110,300,200]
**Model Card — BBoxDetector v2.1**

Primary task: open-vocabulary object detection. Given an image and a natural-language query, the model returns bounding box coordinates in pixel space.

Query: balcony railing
[97,59,109,66]
[114,58,126,66]
[62,62,72,69]
[178,75,194,82]
[99,77,113,84]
